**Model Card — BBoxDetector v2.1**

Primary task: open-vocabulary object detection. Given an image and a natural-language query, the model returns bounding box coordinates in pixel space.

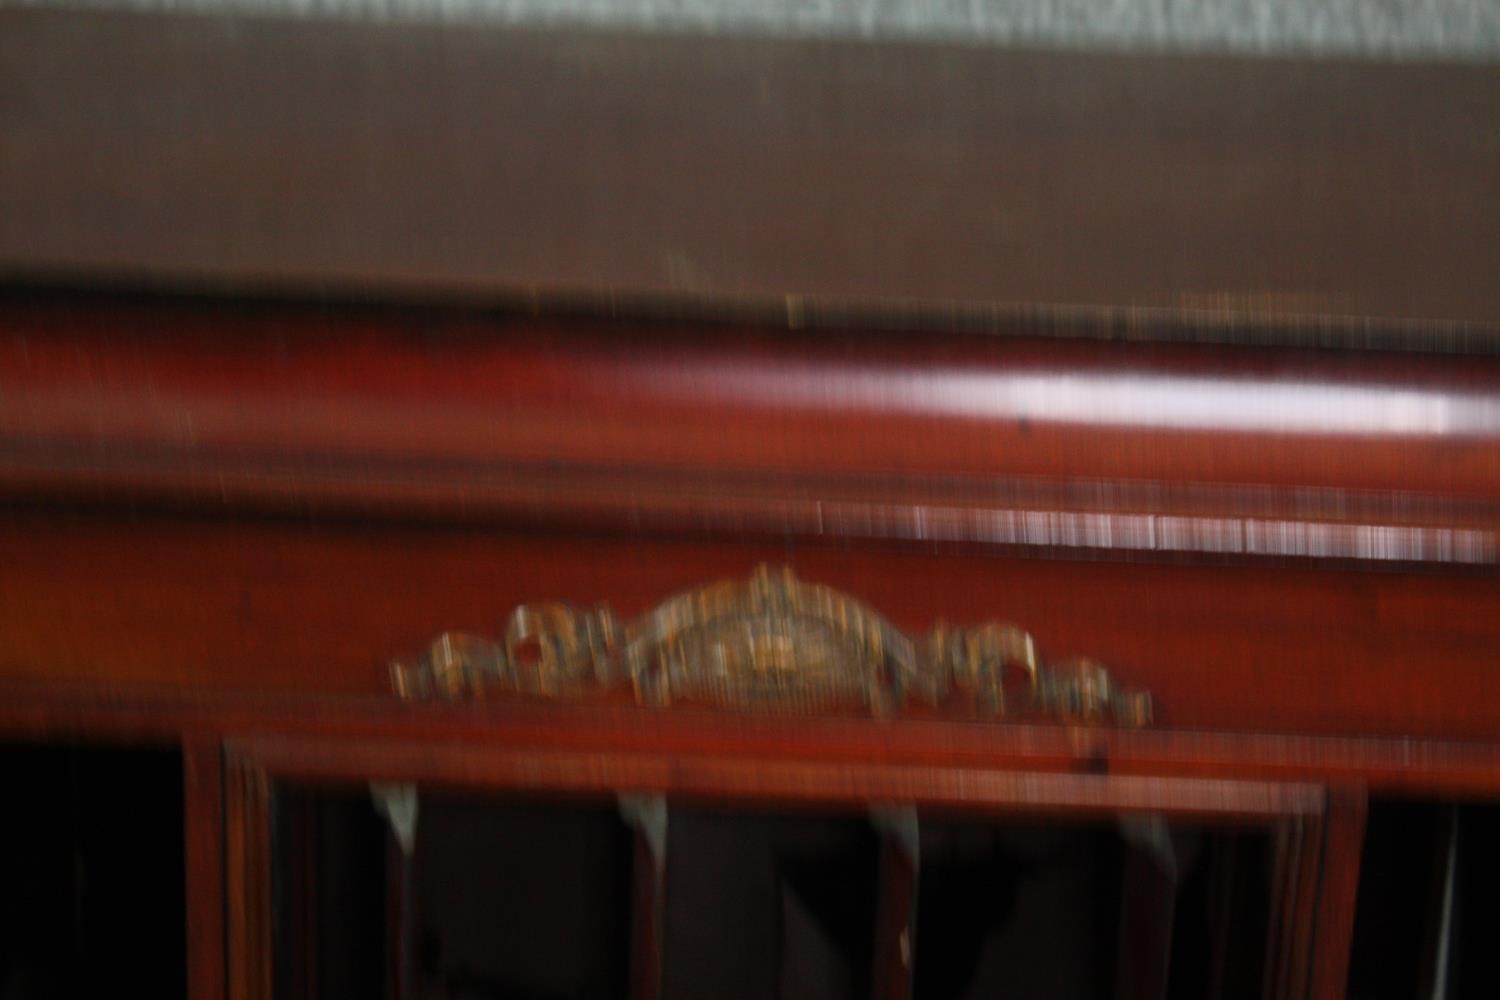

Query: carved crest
[391,565,1150,726]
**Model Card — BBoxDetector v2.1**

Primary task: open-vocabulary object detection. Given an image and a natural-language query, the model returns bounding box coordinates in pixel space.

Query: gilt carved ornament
[390,565,1150,726]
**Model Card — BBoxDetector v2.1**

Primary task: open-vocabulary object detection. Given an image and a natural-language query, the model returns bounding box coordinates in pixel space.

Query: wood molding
[225,750,273,1000]
[4,293,1500,567]
[7,680,1500,796]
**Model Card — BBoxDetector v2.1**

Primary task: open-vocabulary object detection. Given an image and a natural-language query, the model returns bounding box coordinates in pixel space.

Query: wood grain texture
[3,10,1500,339]
[1307,789,1367,1000]
[3,293,1500,567]
[8,677,1500,796]
[1263,822,1301,1000]
[225,752,272,1000]
[184,737,226,1000]
[1281,816,1325,1000]
[3,507,1500,740]
[9,677,1500,812]
[231,736,1325,821]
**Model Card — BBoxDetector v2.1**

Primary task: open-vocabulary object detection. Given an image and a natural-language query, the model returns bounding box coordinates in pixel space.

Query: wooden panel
[225,754,272,1000]
[1307,789,1368,999]
[3,508,1500,740]
[5,294,1500,494]
[3,293,1500,569]
[233,737,1323,820]
[6,677,1500,797]
[3,10,1500,337]
[1264,813,1328,1000]
[184,738,226,1000]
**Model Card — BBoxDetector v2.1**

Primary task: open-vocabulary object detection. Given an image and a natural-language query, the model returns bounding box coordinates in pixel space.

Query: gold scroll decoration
[390,565,1151,726]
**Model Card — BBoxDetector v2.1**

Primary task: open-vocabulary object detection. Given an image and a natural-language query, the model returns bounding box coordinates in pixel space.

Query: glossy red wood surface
[3,676,1498,796]
[231,736,1327,820]
[184,737,227,1000]
[3,293,1500,569]
[2,289,1499,793]
[3,505,1500,742]
[7,293,1500,488]
[1308,791,1367,999]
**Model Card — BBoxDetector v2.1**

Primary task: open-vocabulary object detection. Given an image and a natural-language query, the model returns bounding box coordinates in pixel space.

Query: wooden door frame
[221,732,1363,1000]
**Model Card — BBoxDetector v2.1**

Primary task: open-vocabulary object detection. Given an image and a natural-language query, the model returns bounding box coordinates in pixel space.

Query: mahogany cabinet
[4,8,1500,1000]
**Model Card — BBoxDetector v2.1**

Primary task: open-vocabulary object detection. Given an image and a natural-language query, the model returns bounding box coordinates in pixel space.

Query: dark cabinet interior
[276,789,639,1000]
[413,797,636,1000]
[11,741,1500,999]
[911,819,1272,1000]
[1347,801,1500,1000]
[0,743,185,1000]
[264,781,1298,1000]
[659,808,881,1000]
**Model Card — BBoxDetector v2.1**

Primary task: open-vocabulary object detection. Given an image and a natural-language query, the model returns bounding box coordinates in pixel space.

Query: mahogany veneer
[3,9,1498,1000]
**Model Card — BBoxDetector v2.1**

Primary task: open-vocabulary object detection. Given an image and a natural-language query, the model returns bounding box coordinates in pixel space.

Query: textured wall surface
[8,0,1500,61]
